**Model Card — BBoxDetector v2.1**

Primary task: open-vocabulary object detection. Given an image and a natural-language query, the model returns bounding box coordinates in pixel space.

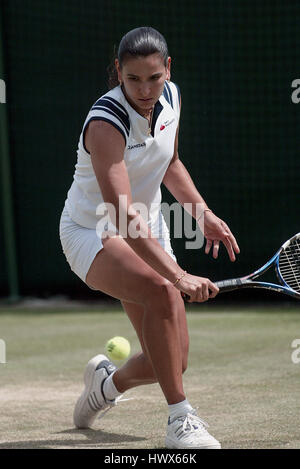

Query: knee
[160,281,179,312]
[144,279,179,317]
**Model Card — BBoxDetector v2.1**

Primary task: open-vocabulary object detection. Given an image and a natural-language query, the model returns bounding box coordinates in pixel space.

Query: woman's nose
[139,83,151,97]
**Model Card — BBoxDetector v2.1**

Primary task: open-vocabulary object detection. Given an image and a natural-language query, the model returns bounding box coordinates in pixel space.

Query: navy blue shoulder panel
[92,96,130,135]
[163,82,174,109]
[163,81,181,109]
[173,82,181,105]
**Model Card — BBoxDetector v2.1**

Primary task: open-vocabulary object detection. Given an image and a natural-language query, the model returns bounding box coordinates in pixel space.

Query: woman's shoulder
[165,81,181,101]
[162,81,181,117]
[91,86,129,115]
[82,86,130,148]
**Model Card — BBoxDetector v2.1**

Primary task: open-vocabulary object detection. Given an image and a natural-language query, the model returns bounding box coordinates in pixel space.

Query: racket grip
[214,278,242,292]
[181,278,242,301]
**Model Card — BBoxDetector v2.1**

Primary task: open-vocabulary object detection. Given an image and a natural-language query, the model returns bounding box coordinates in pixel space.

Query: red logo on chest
[160,125,166,131]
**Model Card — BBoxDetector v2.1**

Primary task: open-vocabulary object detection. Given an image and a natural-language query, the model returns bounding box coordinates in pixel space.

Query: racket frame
[214,234,300,299]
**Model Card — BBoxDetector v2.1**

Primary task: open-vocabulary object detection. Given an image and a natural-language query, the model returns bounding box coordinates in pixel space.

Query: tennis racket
[184,233,300,300]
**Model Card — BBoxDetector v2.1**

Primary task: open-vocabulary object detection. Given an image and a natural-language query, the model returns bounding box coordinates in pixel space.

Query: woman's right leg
[78,234,221,449]
[113,301,158,390]
[113,301,189,393]
[111,298,189,393]
[86,235,186,405]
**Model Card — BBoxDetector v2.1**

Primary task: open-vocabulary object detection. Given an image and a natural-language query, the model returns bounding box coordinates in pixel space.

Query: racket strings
[279,237,300,292]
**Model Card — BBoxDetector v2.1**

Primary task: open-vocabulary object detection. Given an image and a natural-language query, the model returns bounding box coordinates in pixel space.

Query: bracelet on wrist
[197,208,212,222]
[173,271,187,287]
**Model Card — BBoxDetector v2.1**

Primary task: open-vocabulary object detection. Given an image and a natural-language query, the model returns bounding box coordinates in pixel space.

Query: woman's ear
[166,56,171,82]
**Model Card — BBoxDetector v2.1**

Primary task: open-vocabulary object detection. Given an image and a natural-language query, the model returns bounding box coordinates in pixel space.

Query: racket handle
[181,278,243,301]
[214,278,243,292]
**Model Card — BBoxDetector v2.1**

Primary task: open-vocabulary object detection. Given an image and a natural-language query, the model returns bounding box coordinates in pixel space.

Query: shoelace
[98,395,133,421]
[179,412,210,435]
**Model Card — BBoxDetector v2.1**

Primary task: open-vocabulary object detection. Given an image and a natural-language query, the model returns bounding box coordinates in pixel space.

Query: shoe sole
[73,354,108,429]
[165,436,221,449]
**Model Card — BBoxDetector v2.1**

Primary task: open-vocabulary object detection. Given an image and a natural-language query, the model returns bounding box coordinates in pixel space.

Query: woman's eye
[128,76,161,81]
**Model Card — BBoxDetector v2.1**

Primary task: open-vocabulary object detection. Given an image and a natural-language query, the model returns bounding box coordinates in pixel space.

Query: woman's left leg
[112,295,189,393]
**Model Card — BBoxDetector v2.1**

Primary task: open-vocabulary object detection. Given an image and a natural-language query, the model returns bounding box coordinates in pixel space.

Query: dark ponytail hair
[107,26,169,89]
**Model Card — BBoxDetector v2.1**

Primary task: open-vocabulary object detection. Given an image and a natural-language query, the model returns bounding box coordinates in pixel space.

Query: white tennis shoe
[73,354,118,429]
[166,411,221,449]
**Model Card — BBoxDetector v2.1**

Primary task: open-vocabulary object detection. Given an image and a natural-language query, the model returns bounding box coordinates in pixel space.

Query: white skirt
[59,204,176,286]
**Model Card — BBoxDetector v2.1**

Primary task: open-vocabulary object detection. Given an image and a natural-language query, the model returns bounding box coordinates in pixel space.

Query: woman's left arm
[163,126,240,261]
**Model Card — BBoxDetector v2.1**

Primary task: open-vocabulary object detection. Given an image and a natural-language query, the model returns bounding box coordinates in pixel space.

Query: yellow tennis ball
[105,336,131,361]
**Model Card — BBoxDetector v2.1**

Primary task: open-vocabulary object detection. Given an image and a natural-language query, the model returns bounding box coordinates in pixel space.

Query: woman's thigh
[86,235,172,305]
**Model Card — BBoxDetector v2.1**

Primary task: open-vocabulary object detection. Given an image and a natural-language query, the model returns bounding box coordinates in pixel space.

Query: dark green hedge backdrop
[0,0,299,302]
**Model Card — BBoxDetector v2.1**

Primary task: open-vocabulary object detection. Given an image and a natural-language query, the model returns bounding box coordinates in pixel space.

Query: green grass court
[0,304,299,449]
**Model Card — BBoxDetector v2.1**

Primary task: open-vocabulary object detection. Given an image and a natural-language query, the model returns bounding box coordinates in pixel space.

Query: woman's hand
[174,272,219,303]
[201,211,240,262]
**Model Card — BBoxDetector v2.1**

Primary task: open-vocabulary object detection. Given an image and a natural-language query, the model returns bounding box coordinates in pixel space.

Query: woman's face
[116,53,171,115]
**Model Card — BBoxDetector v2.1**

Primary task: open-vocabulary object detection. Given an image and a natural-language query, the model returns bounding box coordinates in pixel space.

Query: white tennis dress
[59,81,181,284]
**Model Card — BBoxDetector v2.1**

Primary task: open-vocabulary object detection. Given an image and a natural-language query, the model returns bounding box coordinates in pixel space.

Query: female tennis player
[59,26,239,449]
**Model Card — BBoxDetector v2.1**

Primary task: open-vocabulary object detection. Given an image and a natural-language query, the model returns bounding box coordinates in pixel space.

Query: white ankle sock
[102,371,122,401]
[168,399,193,423]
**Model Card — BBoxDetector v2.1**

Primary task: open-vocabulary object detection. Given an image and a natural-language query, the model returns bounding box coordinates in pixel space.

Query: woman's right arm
[85,120,218,302]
